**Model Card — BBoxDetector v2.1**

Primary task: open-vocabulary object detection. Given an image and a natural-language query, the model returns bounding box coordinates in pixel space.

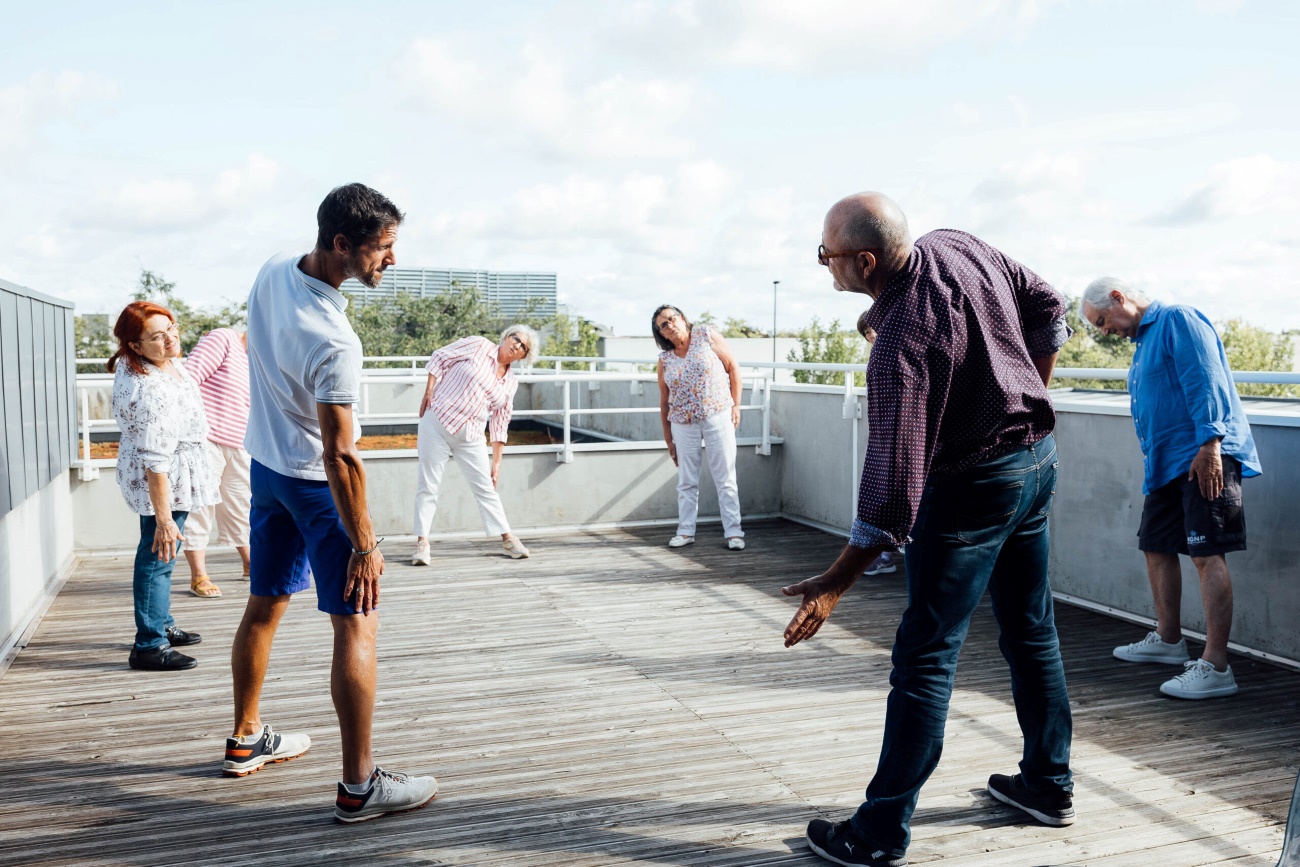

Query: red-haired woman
[109,301,221,671]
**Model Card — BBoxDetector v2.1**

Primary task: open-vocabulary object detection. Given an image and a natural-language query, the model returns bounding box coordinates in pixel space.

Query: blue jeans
[133,511,189,651]
[851,434,1072,855]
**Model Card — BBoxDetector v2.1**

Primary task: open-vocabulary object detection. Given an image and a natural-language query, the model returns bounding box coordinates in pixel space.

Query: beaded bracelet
[352,537,385,556]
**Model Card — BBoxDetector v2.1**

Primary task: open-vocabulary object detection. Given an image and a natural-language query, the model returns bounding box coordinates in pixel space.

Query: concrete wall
[2,470,74,657]
[1050,404,1300,660]
[768,385,867,533]
[70,445,784,550]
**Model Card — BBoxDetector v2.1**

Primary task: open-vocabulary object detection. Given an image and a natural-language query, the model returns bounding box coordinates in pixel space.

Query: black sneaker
[128,646,197,671]
[806,818,907,866]
[165,626,202,647]
[222,724,312,777]
[987,773,1075,826]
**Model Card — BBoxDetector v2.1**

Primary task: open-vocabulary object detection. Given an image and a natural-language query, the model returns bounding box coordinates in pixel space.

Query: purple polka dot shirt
[850,229,1071,550]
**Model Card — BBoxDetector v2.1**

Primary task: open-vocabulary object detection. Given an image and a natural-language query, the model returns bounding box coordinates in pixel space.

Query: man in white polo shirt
[223,183,438,823]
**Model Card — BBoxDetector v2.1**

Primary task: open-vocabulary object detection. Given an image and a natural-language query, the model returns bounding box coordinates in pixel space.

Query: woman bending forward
[411,325,538,564]
[654,305,745,551]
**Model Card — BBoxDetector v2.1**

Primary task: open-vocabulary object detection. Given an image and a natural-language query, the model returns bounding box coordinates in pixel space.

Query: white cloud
[595,0,1058,72]
[0,70,117,153]
[394,38,697,160]
[78,153,282,232]
[1152,154,1300,225]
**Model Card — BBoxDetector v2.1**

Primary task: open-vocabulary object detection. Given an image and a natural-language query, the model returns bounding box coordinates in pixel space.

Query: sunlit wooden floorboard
[1,519,1294,866]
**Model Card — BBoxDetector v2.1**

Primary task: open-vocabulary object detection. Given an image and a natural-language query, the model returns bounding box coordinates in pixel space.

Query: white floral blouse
[112,358,220,516]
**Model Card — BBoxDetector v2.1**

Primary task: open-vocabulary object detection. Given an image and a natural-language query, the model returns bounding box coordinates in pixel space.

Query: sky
[2,0,1298,337]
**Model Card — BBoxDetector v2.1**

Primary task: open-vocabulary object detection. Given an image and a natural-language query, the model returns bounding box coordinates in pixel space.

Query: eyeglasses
[817,244,882,267]
[508,334,530,354]
[141,322,180,344]
[655,312,682,332]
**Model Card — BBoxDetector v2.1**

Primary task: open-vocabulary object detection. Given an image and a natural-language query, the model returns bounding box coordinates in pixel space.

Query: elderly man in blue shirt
[1082,277,1261,700]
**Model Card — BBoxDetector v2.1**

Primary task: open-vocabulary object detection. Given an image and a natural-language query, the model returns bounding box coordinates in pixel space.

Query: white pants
[671,410,743,539]
[413,412,511,539]
[185,441,252,550]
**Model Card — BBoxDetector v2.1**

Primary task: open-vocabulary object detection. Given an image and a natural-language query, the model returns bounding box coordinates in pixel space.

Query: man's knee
[331,610,379,643]
[1190,553,1230,577]
[243,593,291,625]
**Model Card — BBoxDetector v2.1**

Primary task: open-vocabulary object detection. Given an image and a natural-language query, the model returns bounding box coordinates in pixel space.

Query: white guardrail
[70,357,1300,488]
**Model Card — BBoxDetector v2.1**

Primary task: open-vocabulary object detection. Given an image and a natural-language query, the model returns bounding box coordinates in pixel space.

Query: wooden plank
[0,520,1295,867]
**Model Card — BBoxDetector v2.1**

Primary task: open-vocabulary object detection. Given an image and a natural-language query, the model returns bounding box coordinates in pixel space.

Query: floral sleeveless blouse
[660,324,733,424]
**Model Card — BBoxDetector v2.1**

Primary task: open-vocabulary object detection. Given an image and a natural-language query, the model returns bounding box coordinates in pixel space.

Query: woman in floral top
[654,305,745,550]
[109,301,220,672]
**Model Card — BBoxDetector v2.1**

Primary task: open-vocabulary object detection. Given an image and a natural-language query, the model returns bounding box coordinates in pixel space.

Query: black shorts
[1138,455,1246,557]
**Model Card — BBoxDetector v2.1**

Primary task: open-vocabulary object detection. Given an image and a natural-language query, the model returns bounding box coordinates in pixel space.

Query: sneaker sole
[504,552,529,559]
[411,558,431,566]
[1160,684,1239,699]
[864,566,897,575]
[806,833,907,867]
[223,747,310,777]
[334,790,437,823]
[1113,649,1189,665]
[987,783,1076,826]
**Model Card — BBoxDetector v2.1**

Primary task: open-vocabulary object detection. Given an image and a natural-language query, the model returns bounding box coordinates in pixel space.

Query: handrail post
[559,380,574,463]
[77,386,99,480]
[758,374,772,456]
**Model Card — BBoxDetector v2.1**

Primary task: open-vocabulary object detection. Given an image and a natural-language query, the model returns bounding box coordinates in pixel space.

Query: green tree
[132,269,247,353]
[723,317,767,338]
[694,310,717,326]
[1220,319,1297,398]
[74,313,115,360]
[346,283,510,366]
[787,317,869,386]
[536,311,601,368]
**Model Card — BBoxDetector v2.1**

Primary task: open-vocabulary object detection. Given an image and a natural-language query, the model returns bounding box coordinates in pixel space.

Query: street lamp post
[771,280,780,363]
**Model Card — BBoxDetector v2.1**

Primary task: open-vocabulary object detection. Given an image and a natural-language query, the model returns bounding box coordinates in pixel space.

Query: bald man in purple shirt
[785,193,1075,867]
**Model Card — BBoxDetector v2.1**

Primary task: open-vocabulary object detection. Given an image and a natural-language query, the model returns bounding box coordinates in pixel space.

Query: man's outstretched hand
[781,544,880,647]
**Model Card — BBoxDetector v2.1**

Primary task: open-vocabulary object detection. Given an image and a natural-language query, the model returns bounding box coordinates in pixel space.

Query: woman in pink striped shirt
[411,325,539,565]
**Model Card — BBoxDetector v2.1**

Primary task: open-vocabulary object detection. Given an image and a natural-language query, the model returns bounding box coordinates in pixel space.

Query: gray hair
[1082,276,1147,311]
[501,323,540,367]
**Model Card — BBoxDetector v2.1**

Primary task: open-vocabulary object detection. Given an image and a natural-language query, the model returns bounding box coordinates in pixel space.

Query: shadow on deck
[1,520,1295,866]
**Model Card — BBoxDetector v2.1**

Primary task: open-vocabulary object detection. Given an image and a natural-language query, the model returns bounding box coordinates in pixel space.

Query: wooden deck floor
[2,519,1295,866]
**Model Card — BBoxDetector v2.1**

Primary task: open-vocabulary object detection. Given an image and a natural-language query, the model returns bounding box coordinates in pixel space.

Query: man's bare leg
[231,594,292,737]
[1191,554,1233,670]
[1144,552,1183,644]
[331,610,378,785]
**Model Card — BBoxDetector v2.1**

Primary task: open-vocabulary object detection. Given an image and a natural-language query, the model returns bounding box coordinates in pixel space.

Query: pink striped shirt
[425,336,517,443]
[185,328,251,449]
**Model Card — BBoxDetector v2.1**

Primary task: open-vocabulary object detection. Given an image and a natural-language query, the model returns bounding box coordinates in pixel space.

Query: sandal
[190,575,222,598]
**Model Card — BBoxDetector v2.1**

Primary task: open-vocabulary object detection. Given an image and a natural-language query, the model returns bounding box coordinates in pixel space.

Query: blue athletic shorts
[249,459,368,616]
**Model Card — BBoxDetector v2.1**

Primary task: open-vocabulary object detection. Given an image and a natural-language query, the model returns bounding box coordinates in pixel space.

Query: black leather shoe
[129,646,198,671]
[166,626,202,647]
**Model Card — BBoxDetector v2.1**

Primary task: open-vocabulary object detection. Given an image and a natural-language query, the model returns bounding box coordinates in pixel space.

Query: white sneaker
[1160,658,1238,699]
[1113,630,1190,665]
[222,724,312,777]
[668,535,695,548]
[503,536,530,559]
[727,537,745,551]
[411,540,431,566]
[334,766,439,823]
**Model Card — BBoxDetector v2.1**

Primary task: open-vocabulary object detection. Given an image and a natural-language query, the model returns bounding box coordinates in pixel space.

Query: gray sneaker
[1160,658,1238,699]
[1113,630,1190,665]
[334,767,439,823]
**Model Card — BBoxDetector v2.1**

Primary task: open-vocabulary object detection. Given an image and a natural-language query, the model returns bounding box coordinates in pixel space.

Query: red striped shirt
[425,337,517,443]
[185,328,251,448]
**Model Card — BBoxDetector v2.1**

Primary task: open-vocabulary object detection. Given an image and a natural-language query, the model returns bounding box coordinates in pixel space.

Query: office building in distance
[341,267,558,318]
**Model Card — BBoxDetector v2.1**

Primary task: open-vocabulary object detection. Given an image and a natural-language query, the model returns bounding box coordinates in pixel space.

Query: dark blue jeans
[851,434,1072,855]
[133,511,189,651]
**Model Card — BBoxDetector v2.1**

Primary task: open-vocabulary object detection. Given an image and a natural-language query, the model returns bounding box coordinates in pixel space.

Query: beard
[345,253,384,289]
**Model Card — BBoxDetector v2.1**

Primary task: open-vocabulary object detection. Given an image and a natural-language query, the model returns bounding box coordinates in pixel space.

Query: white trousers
[413,412,511,539]
[671,410,743,539]
[185,441,252,550]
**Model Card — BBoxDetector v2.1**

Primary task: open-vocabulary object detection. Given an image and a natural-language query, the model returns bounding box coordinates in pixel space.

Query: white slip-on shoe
[1113,630,1190,665]
[727,537,745,551]
[668,535,695,548]
[503,536,530,559]
[1160,658,1238,699]
[334,767,438,823]
[411,540,431,566]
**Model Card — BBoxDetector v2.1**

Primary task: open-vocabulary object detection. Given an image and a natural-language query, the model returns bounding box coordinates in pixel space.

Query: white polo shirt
[244,252,363,480]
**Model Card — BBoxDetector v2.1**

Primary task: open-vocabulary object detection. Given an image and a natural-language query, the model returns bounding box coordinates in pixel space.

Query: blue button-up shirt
[1128,300,1261,494]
